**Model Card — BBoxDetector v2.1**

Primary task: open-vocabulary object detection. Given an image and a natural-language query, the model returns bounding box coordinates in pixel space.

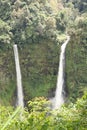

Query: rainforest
[0,0,87,129]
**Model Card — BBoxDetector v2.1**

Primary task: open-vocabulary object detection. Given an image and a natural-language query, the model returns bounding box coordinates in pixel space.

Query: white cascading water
[13,44,24,108]
[53,35,70,109]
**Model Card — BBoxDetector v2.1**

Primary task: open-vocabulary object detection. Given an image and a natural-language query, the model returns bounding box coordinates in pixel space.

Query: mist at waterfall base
[13,44,24,108]
[50,36,70,109]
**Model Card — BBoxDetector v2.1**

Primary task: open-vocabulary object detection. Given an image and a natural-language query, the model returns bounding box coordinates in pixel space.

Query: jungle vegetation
[0,0,87,129]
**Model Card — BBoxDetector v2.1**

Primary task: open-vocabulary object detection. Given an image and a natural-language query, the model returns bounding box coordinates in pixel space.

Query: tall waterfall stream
[13,44,24,108]
[13,36,70,109]
[52,36,70,109]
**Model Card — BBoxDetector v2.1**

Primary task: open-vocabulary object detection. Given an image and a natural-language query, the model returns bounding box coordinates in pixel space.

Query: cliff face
[0,35,87,105]
[0,40,60,105]
[0,49,16,105]
[66,36,87,102]
[0,0,87,105]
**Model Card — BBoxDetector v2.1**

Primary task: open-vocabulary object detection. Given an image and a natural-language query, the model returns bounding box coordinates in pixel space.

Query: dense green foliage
[0,0,87,129]
[0,0,67,105]
[0,93,87,130]
[63,0,87,12]
[0,0,87,105]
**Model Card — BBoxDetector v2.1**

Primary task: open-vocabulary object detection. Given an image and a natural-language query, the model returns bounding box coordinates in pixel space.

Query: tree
[0,19,12,48]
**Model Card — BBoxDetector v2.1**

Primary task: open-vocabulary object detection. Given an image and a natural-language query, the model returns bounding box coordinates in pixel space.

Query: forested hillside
[0,0,87,129]
[0,0,87,105]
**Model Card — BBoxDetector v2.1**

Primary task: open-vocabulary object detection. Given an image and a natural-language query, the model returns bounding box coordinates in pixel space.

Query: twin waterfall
[53,36,70,109]
[13,44,24,108]
[13,35,70,109]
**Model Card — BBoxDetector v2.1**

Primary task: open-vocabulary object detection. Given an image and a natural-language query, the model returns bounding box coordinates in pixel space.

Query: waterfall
[13,44,24,108]
[53,36,70,109]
